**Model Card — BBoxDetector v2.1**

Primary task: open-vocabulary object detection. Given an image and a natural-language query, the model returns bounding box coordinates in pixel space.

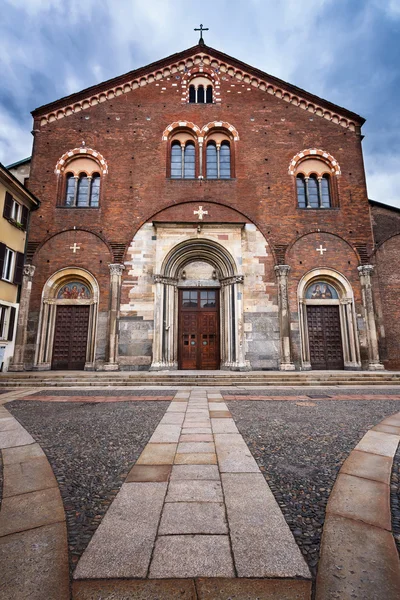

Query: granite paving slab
[177,441,215,453]
[166,480,223,502]
[72,579,197,599]
[327,472,391,530]
[136,443,177,465]
[170,464,220,480]
[0,487,65,536]
[0,522,69,600]
[2,442,45,464]
[148,424,181,443]
[174,452,217,465]
[0,427,35,449]
[340,449,393,484]
[316,514,400,600]
[3,455,58,497]
[159,502,228,534]
[74,482,167,579]
[149,535,235,578]
[222,472,310,578]
[125,464,172,482]
[354,429,400,457]
[214,433,260,472]
[196,578,312,600]
[211,417,239,433]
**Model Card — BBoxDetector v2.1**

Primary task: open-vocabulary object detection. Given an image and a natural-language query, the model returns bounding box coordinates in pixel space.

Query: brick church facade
[9,43,400,372]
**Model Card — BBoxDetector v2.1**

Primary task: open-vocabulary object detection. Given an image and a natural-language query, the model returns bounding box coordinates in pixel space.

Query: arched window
[321,175,331,208]
[206,140,231,179]
[65,173,76,206]
[197,86,205,103]
[171,142,182,178]
[184,142,195,179]
[220,142,231,179]
[294,158,334,209]
[61,157,102,207]
[77,174,89,207]
[187,76,214,104]
[206,142,218,179]
[90,173,101,207]
[308,175,319,208]
[296,175,306,208]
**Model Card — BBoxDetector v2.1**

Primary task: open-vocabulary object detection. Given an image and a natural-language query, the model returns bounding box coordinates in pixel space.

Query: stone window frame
[289,149,341,210]
[164,121,239,180]
[55,147,108,208]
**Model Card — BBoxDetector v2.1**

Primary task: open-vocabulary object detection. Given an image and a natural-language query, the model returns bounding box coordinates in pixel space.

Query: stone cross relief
[316,244,327,256]
[194,206,208,220]
[70,243,81,253]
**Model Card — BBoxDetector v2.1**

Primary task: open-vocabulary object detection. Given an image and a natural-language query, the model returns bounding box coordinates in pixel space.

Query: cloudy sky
[1,0,399,207]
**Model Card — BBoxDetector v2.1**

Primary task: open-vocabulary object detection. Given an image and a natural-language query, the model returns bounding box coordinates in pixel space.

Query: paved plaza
[0,385,400,599]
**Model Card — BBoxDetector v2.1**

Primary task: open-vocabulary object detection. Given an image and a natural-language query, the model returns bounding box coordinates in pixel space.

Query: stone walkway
[73,389,311,596]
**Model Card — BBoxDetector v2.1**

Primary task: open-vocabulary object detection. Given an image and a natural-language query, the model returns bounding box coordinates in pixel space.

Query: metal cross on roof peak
[194,23,209,46]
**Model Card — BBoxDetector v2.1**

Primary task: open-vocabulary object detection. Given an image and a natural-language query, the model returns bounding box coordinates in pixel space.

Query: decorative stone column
[9,265,35,371]
[150,274,178,370]
[104,263,125,371]
[220,275,249,371]
[275,265,295,371]
[357,265,384,370]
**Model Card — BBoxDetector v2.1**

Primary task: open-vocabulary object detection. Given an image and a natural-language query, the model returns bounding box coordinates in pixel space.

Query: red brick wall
[25,58,378,368]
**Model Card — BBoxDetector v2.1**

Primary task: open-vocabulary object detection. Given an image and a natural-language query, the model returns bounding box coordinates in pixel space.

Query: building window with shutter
[0,304,16,342]
[2,248,15,282]
[3,192,29,230]
[0,244,24,285]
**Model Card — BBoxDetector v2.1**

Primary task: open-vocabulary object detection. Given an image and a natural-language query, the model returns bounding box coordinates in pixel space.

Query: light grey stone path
[0,393,69,600]
[75,390,310,582]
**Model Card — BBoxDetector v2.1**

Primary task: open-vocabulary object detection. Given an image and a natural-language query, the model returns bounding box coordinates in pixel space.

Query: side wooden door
[307,305,344,370]
[52,305,90,370]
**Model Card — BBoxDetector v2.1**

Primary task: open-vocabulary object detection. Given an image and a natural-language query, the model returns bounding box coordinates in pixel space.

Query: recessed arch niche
[298,268,361,370]
[34,267,99,370]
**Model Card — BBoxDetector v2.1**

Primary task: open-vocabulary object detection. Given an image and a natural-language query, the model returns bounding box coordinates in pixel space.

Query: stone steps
[1,371,400,387]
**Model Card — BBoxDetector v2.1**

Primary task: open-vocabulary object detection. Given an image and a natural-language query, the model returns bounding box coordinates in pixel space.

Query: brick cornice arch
[201,121,239,141]
[31,227,113,263]
[288,148,341,176]
[55,147,108,175]
[162,121,201,141]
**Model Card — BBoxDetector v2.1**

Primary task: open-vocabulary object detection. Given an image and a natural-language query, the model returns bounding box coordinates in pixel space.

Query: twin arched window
[171,142,196,179]
[296,174,331,208]
[189,84,213,104]
[169,135,232,179]
[206,141,231,179]
[65,172,101,207]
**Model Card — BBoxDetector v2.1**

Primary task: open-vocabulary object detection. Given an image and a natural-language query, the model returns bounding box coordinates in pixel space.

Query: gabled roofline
[6,156,31,169]
[369,199,400,213]
[31,44,365,126]
[0,163,40,209]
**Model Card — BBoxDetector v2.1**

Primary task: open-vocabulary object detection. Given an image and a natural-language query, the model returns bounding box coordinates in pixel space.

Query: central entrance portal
[179,289,220,370]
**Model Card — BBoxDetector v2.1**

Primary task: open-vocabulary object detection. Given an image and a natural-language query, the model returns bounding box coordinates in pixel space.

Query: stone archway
[34,268,99,370]
[298,269,361,370]
[151,238,247,370]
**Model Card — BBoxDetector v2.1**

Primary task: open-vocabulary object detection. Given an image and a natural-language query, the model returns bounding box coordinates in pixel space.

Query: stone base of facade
[102,363,119,371]
[368,362,385,371]
[279,362,296,371]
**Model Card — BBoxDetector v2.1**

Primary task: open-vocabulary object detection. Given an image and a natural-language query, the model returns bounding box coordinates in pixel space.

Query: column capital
[357,264,374,278]
[23,264,36,279]
[108,263,125,276]
[153,274,178,286]
[220,275,244,287]
[274,264,291,278]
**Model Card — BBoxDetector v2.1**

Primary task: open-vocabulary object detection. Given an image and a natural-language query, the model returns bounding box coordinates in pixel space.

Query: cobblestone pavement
[225,395,400,578]
[392,443,400,555]
[7,399,169,572]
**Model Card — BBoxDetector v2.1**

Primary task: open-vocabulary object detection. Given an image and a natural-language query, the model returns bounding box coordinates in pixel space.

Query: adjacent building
[0,163,39,371]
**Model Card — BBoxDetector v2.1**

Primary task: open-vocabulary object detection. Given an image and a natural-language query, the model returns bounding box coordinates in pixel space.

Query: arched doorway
[298,270,361,370]
[151,238,247,370]
[35,268,99,370]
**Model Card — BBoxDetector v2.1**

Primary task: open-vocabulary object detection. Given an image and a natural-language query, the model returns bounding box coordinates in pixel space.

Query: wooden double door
[179,289,220,370]
[52,305,90,370]
[307,305,344,370]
